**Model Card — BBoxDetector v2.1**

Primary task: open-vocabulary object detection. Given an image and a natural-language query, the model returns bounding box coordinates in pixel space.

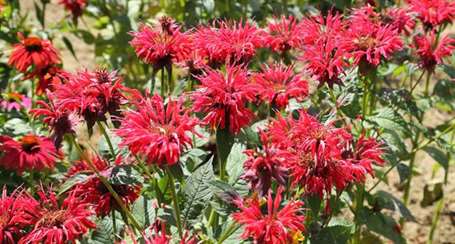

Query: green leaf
[370,108,410,136]
[62,36,79,61]
[310,225,352,244]
[109,165,143,185]
[372,191,416,222]
[423,146,449,172]
[226,143,247,185]
[183,156,215,225]
[90,217,113,244]
[58,173,89,195]
[359,209,405,244]
[209,180,240,203]
[216,128,235,166]
[131,196,156,228]
[3,118,32,136]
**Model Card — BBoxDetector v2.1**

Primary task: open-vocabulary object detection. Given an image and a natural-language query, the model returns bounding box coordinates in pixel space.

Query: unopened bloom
[253,63,308,108]
[192,66,257,134]
[19,189,95,244]
[117,94,199,166]
[130,17,191,70]
[193,21,263,65]
[413,32,455,71]
[8,34,60,73]
[0,134,61,173]
[265,16,303,53]
[59,0,87,19]
[52,68,128,131]
[233,187,305,244]
[408,0,455,28]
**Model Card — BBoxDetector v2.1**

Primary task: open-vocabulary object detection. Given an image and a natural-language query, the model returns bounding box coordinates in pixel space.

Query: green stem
[160,68,165,98]
[112,210,117,239]
[70,135,142,231]
[97,121,116,158]
[362,77,370,117]
[424,71,431,97]
[217,222,241,244]
[353,185,364,244]
[428,197,444,244]
[166,167,183,238]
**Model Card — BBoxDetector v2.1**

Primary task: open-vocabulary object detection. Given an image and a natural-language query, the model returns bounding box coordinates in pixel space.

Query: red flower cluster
[0,188,95,244]
[142,221,198,244]
[233,187,305,243]
[413,32,455,71]
[0,134,61,173]
[253,63,308,109]
[193,20,263,65]
[117,94,199,166]
[130,17,191,70]
[59,0,87,19]
[408,0,455,28]
[192,66,257,134]
[265,16,303,54]
[52,68,128,131]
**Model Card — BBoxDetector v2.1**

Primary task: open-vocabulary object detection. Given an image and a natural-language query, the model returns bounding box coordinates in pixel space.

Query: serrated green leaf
[373,191,416,222]
[359,209,405,244]
[310,225,352,244]
[58,173,89,195]
[226,143,247,185]
[109,165,143,185]
[90,217,113,244]
[423,146,449,172]
[132,196,156,228]
[183,156,215,225]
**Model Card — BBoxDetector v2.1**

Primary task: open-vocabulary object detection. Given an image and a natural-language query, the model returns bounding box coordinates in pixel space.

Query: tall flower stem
[97,121,116,158]
[353,185,364,244]
[69,135,142,232]
[166,167,183,238]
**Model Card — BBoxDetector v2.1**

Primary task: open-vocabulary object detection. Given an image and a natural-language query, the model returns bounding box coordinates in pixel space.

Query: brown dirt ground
[20,1,455,243]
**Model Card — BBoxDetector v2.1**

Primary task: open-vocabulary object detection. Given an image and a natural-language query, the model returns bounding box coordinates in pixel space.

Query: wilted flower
[413,32,455,71]
[233,187,305,244]
[253,63,308,109]
[193,20,263,66]
[59,0,87,19]
[130,17,191,70]
[28,65,71,95]
[265,16,303,54]
[0,134,61,173]
[408,0,455,29]
[19,189,96,244]
[8,34,60,73]
[192,65,257,134]
[0,92,31,111]
[117,94,199,166]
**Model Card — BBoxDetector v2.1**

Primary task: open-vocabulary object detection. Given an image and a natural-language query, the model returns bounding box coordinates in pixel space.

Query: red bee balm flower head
[347,6,403,68]
[59,0,87,19]
[383,7,416,34]
[408,0,455,29]
[233,187,305,244]
[0,189,38,244]
[413,32,455,71]
[0,134,61,173]
[192,66,258,134]
[193,21,263,66]
[19,189,95,244]
[130,17,191,70]
[265,16,303,53]
[254,63,308,109]
[52,68,128,132]
[299,13,350,87]
[117,94,199,166]
[8,34,60,73]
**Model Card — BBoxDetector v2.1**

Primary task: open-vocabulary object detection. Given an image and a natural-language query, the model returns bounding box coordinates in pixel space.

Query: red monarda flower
[59,0,87,19]
[265,16,303,53]
[347,6,403,67]
[413,32,455,71]
[0,189,37,244]
[233,187,305,244]
[0,134,61,173]
[19,189,95,244]
[299,13,349,87]
[130,17,191,70]
[192,65,257,134]
[408,0,455,28]
[193,21,263,66]
[31,95,79,148]
[8,34,60,73]
[117,94,199,166]
[52,69,128,131]
[384,7,416,34]
[253,63,308,109]
[243,132,289,195]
